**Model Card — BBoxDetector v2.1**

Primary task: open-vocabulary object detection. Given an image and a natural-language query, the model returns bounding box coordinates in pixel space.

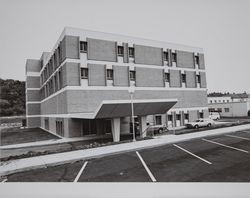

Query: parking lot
[4,129,250,182]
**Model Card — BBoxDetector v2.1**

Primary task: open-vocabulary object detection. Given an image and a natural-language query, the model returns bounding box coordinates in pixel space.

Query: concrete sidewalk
[1,124,250,176]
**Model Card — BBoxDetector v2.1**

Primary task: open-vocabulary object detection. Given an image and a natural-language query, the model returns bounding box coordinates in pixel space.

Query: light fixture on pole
[128,87,136,142]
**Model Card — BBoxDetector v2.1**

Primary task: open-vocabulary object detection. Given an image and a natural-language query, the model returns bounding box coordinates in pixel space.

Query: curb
[1,124,250,176]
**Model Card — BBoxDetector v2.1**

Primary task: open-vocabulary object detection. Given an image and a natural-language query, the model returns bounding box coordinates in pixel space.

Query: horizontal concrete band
[1,124,250,176]
[40,89,207,115]
[27,106,208,118]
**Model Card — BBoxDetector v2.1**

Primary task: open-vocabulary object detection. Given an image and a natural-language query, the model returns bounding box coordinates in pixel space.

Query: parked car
[186,118,215,129]
[209,112,220,120]
[147,124,168,134]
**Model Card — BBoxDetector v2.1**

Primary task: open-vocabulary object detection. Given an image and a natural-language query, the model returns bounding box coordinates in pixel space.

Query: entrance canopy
[70,99,177,119]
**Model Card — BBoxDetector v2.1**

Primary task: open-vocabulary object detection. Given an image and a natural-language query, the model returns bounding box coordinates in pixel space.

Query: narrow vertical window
[80,68,88,79]
[129,47,134,57]
[164,73,170,82]
[163,52,168,61]
[195,55,199,65]
[80,41,88,52]
[196,74,201,83]
[107,69,113,80]
[117,46,124,56]
[129,71,136,81]
[182,74,186,83]
[172,52,177,62]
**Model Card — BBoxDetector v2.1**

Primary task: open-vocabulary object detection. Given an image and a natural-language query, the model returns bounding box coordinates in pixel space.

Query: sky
[0,0,249,93]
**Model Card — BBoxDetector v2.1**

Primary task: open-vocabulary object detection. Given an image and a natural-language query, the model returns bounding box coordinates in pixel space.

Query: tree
[0,78,26,116]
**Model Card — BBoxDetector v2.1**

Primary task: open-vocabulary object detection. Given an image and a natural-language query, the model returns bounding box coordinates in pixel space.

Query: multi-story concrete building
[25,27,208,142]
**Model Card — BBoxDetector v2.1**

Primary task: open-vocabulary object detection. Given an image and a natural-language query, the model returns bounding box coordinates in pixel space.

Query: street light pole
[128,87,136,142]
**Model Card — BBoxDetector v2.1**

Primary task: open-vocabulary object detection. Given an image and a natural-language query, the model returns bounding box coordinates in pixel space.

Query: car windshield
[195,120,201,122]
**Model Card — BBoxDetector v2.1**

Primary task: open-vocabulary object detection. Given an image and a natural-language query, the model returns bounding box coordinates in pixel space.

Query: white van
[209,112,220,120]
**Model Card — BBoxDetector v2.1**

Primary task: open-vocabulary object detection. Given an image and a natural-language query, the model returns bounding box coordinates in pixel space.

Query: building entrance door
[82,119,97,135]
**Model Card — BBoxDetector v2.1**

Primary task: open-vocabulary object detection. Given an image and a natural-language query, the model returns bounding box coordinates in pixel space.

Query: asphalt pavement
[4,129,250,182]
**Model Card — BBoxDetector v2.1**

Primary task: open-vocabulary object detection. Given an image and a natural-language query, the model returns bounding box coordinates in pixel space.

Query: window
[155,116,162,125]
[217,108,222,112]
[224,108,230,112]
[176,114,181,120]
[195,55,199,65]
[58,46,61,61]
[80,41,87,52]
[167,114,173,121]
[181,74,186,83]
[129,47,134,57]
[58,70,62,89]
[54,54,57,68]
[80,68,88,79]
[45,118,49,130]
[117,46,124,56]
[196,75,201,83]
[199,112,204,118]
[172,52,177,62]
[164,73,170,82]
[227,100,229,103]
[54,75,58,92]
[56,120,64,136]
[214,100,217,103]
[107,69,113,80]
[184,113,189,120]
[163,52,168,61]
[130,71,136,81]
[210,100,212,103]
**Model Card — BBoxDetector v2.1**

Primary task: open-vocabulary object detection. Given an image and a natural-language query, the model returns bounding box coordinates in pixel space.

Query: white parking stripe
[73,161,88,183]
[202,139,249,153]
[226,134,250,141]
[136,151,156,182]
[173,144,212,165]
[1,179,7,183]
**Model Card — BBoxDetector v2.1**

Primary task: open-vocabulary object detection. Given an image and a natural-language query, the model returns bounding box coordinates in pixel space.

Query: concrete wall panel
[26,76,40,88]
[123,43,129,63]
[198,53,205,69]
[26,59,41,72]
[26,90,40,101]
[27,103,41,115]
[88,64,106,86]
[200,72,207,88]
[176,50,195,69]
[135,67,164,87]
[185,71,196,88]
[134,45,163,66]
[27,117,41,128]
[87,38,117,62]
[113,65,129,86]
[40,91,67,114]
[169,70,181,87]
[61,62,80,87]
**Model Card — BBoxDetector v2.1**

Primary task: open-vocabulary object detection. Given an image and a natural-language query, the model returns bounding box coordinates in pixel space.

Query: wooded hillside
[0,78,26,116]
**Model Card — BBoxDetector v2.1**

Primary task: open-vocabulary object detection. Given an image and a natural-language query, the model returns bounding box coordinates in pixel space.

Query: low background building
[208,93,250,117]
